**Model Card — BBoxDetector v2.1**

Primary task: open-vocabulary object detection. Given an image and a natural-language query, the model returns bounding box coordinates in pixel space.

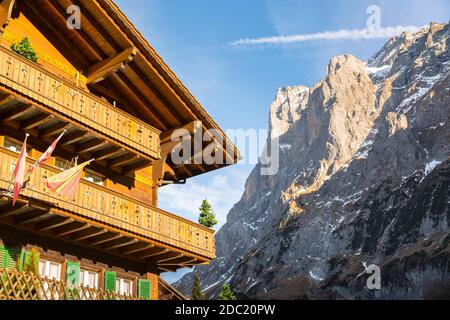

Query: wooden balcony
[0,268,143,300]
[0,147,215,272]
[0,45,160,174]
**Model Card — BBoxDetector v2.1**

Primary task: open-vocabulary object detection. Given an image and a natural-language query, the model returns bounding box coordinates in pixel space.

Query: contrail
[229,26,422,47]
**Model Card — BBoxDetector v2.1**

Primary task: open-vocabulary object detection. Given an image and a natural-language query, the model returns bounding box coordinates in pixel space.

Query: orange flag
[12,134,29,206]
[46,159,93,198]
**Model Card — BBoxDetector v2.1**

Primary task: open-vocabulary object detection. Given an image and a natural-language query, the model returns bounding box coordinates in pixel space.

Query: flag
[28,130,66,174]
[46,159,93,198]
[12,134,29,206]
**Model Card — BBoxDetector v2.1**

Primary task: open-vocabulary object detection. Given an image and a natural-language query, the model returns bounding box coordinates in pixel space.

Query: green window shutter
[104,271,116,292]
[0,246,6,269]
[66,261,81,286]
[0,246,22,270]
[138,279,152,300]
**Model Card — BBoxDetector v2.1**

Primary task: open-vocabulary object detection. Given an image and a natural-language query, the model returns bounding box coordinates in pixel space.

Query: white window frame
[84,171,104,186]
[38,259,62,281]
[115,277,133,296]
[80,269,99,289]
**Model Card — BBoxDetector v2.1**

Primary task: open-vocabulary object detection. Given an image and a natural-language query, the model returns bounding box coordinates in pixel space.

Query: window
[3,137,22,153]
[55,157,71,170]
[80,269,98,289]
[84,171,104,186]
[38,259,61,280]
[116,277,133,296]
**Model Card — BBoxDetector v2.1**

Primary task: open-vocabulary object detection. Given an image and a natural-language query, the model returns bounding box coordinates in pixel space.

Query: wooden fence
[0,268,142,300]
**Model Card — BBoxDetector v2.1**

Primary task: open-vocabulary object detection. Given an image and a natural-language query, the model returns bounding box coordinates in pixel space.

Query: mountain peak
[174,23,450,300]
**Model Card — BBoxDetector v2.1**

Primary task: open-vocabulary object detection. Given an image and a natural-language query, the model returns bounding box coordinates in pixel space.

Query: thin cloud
[229,25,422,47]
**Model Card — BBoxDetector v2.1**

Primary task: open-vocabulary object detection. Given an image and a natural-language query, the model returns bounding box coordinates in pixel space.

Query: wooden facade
[0,0,238,300]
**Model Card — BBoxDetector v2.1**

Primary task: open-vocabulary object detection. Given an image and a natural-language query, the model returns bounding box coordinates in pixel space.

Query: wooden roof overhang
[14,0,240,182]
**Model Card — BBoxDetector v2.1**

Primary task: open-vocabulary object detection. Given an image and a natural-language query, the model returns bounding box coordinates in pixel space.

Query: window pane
[123,280,131,295]
[49,262,60,280]
[81,270,98,288]
[115,279,120,293]
[38,261,46,277]
[4,138,21,153]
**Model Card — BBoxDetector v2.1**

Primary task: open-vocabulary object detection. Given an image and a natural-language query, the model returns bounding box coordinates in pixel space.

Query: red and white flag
[28,130,66,174]
[12,134,29,206]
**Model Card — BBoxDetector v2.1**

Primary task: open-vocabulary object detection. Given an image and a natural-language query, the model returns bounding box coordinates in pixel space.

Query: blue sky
[115,0,450,283]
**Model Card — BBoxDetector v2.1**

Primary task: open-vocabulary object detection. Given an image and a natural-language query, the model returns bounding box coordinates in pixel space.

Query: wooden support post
[86,47,138,84]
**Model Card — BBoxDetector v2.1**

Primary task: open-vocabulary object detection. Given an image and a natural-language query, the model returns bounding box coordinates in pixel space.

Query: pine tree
[198,199,217,228]
[190,274,205,300]
[218,284,237,300]
[11,37,38,63]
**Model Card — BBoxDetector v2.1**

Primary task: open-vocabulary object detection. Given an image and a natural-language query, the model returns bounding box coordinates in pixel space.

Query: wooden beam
[0,105,33,122]
[87,233,123,247]
[108,153,138,168]
[123,160,151,173]
[153,252,182,264]
[76,139,108,154]
[103,238,138,251]
[93,147,124,161]
[109,73,169,130]
[160,121,201,143]
[21,113,53,130]
[40,0,103,62]
[157,254,184,264]
[19,1,86,67]
[138,248,169,260]
[36,217,73,232]
[0,0,16,34]
[72,228,107,242]
[0,204,26,219]
[15,210,50,226]
[40,122,70,138]
[60,131,89,146]
[86,47,138,84]
[158,266,174,273]
[160,257,197,266]
[54,222,91,237]
[0,94,14,107]
[120,243,153,256]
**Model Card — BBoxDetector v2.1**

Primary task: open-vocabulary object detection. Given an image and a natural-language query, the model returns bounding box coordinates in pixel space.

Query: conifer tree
[198,199,217,228]
[11,37,38,63]
[218,284,237,300]
[191,274,205,300]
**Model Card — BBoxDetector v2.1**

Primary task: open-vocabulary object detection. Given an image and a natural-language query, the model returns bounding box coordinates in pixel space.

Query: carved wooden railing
[0,268,141,300]
[0,45,160,160]
[0,147,215,259]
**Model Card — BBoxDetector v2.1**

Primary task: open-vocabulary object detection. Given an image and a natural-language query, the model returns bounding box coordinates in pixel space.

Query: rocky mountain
[175,23,450,299]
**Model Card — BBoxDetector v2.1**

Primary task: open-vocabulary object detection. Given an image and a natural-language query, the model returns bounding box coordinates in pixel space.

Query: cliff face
[175,23,450,299]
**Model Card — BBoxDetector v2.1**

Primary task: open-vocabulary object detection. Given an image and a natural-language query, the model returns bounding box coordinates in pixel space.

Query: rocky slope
[175,23,450,299]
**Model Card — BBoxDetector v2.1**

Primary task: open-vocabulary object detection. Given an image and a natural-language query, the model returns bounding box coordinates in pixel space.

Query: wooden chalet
[0,0,238,300]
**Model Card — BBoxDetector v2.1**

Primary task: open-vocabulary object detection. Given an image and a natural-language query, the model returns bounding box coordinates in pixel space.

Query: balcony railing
[0,268,141,300]
[0,45,160,160]
[0,147,215,259]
